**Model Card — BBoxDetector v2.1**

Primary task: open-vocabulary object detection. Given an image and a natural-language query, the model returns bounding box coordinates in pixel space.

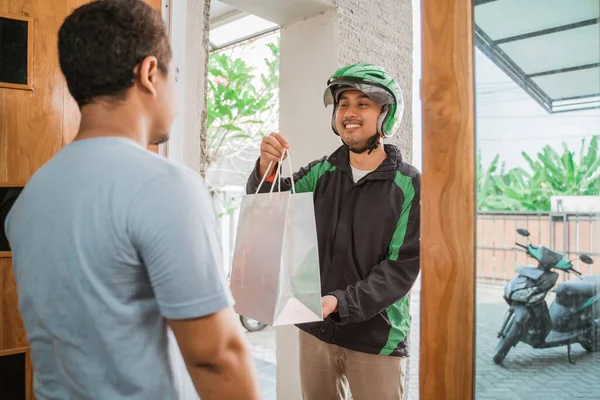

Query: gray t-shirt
[350,165,373,183]
[5,137,232,400]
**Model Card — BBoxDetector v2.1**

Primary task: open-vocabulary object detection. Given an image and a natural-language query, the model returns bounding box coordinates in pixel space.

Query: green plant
[204,36,280,217]
[522,136,600,195]
[478,152,511,210]
[477,136,600,212]
[205,38,280,170]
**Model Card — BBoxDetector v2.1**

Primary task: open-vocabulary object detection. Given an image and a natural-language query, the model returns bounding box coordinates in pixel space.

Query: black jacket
[246,144,420,357]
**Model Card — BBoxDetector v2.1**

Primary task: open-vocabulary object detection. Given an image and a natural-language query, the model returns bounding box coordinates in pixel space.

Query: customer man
[247,63,420,400]
[5,1,260,399]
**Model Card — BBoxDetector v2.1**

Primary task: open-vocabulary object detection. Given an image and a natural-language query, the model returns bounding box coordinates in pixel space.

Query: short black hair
[58,0,172,107]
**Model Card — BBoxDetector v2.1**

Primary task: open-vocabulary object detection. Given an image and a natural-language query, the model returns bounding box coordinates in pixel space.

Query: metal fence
[477,211,600,285]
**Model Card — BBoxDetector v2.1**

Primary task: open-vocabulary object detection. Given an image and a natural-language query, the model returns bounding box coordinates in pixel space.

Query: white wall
[411,0,422,171]
[164,0,186,166]
[164,1,209,399]
[166,0,208,174]
[279,11,341,168]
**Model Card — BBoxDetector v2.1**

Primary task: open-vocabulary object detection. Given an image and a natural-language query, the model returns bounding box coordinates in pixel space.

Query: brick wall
[335,0,414,162]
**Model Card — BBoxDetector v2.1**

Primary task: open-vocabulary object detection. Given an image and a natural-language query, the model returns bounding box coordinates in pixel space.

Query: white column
[411,0,422,172]
[165,0,209,175]
[163,1,211,399]
[277,12,341,399]
[279,11,341,168]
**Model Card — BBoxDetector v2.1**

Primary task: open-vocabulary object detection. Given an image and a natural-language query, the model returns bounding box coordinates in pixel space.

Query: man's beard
[341,132,371,149]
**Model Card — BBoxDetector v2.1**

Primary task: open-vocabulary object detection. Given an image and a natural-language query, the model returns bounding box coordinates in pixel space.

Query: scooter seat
[555,276,599,307]
[581,275,600,284]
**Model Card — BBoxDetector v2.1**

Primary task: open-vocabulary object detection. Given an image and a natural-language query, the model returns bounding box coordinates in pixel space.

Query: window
[0,14,33,90]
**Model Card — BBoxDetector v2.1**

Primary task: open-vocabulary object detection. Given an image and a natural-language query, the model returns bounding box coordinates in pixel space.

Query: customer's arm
[168,308,260,400]
[129,168,260,399]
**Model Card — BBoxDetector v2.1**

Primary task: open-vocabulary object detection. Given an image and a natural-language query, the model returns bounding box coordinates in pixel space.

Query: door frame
[419,0,476,398]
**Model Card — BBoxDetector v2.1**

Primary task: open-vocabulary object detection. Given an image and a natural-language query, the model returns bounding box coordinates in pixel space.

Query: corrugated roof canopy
[474,0,600,113]
[209,0,278,51]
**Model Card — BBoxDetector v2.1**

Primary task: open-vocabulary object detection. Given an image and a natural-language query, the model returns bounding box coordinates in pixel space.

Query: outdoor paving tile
[246,282,600,400]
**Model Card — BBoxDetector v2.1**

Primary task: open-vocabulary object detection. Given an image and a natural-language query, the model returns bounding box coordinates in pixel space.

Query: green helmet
[323,63,404,138]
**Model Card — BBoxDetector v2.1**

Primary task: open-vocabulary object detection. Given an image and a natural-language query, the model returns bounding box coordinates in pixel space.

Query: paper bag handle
[255,149,296,194]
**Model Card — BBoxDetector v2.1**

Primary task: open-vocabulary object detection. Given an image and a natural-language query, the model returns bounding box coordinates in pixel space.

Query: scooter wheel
[580,340,598,352]
[580,326,599,353]
[240,315,267,332]
[493,315,520,365]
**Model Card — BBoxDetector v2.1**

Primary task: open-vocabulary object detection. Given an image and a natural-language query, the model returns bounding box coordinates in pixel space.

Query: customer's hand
[259,132,290,179]
[321,295,338,319]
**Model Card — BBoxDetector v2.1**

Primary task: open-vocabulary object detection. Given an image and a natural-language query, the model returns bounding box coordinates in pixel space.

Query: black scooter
[493,228,600,365]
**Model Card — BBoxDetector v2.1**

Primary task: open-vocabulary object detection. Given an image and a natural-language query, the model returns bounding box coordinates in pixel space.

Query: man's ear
[135,55,159,96]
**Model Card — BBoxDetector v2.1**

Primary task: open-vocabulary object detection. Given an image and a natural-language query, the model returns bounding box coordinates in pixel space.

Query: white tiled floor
[246,327,276,399]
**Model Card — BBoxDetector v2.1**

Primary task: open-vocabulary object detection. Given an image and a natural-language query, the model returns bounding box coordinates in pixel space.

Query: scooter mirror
[516,228,530,237]
[579,254,594,265]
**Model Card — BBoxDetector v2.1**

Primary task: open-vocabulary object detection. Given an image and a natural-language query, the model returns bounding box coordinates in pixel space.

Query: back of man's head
[58,0,172,108]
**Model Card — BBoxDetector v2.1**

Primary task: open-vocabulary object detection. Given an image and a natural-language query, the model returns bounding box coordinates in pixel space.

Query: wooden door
[419,0,476,398]
[0,1,70,183]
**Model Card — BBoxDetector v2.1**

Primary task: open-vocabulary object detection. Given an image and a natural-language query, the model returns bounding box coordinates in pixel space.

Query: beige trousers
[299,330,406,400]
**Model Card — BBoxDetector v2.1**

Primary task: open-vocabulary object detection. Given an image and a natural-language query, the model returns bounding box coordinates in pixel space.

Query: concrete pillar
[276,14,340,398]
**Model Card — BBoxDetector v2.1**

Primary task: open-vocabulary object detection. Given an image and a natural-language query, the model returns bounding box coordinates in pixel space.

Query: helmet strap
[343,133,381,155]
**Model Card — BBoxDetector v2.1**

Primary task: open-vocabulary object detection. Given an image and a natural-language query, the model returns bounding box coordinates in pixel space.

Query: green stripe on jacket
[294,160,336,193]
[380,171,416,356]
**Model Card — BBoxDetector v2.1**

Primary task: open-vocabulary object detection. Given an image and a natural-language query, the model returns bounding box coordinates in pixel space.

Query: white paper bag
[230,151,323,326]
